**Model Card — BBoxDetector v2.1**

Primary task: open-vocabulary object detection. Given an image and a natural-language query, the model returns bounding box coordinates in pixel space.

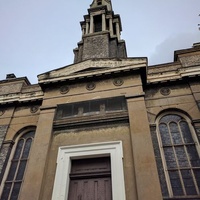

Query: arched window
[1,130,35,200]
[157,113,200,197]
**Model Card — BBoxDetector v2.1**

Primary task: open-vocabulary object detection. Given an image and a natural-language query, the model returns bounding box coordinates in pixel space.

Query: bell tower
[73,0,127,63]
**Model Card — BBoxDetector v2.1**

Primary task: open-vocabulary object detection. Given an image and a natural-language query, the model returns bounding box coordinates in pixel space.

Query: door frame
[51,141,126,200]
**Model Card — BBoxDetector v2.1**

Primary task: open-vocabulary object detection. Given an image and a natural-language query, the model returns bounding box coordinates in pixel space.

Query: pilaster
[127,96,162,200]
[19,107,56,200]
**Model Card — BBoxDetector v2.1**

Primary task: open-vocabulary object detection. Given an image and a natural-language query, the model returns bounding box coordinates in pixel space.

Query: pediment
[73,66,110,74]
[38,58,147,84]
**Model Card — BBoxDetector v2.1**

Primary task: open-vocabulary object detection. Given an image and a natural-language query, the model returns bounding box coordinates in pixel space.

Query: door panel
[68,157,112,200]
[68,177,112,200]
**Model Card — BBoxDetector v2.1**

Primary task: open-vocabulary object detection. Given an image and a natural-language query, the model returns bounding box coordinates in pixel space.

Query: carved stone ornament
[160,87,171,96]
[113,78,124,86]
[60,86,70,94]
[0,109,5,116]
[30,106,39,113]
[86,82,96,91]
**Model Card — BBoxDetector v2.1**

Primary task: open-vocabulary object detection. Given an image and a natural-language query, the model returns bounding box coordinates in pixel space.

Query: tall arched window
[157,113,200,198]
[1,130,35,200]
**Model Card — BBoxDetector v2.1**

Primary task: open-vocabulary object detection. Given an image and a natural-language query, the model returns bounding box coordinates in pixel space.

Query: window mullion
[168,122,186,196]
[7,138,25,199]
[179,121,200,195]
[157,123,173,197]
[184,143,200,194]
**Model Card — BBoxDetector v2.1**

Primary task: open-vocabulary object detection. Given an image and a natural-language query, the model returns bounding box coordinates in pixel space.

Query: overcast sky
[0,0,199,84]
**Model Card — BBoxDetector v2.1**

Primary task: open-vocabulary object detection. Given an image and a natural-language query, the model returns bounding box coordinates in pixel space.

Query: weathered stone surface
[118,41,127,57]
[38,58,147,84]
[109,38,117,57]
[0,84,43,104]
[0,83,23,95]
[83,33,109,60]
[0,141,13,184]
[0,125,8,150]
[180,54,200,67]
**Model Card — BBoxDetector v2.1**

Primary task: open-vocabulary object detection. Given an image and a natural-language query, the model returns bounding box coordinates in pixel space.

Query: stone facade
[0,1,200,200]
[0,141,13,183]
[0,125,7,149]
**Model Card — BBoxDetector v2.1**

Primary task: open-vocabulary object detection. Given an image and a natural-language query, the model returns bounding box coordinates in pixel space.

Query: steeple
[73,0,127,63]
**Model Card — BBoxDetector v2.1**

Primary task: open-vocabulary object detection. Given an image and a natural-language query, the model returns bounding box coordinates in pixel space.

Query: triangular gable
[72,66,110,75]
[38,58,147,83]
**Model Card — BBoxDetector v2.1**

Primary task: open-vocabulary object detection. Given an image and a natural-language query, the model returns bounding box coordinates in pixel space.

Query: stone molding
[52,141,126,200]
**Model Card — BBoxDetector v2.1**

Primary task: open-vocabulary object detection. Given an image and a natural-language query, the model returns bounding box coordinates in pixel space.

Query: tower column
[86,20,89,34]
[109,17,113,36]
[82,27,85,36]
[89,15,94,33]
[116,21,120,40]
[102,13,106,31]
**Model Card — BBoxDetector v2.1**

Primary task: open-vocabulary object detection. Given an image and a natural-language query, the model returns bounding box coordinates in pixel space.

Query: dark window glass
[73,103,81,116]
[180,121,193,143]
[13,139,24,159]
[187,145,200,167]
[1,131,35,200]
[181,170,197,195]
[158,114,200,197]
[55,97,127,119]
[82,102,90,114]
[106,97,123,111]
[194,169,200,188]
[113,24,116,35]
[62,104,73,117]
[94,15,102,32]
[16,160,27,180]
[175,146,189,168]
[22,138,32,158]
[159,123,171,146]
[169,122,182,144]
[7,161,18,181]
[169,170,183,196]
[1,183,12,200]
[10,182,21,200]
[90,100,101,113]
[163,147,177,169]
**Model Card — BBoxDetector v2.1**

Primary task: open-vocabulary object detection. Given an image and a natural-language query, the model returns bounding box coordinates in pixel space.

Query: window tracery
[157,113,200,198]
[1,131,35,200]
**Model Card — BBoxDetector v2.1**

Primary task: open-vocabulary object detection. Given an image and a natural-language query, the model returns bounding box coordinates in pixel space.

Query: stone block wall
[0,125,7,150]
[82,34,109,60]
[0,141,13,184]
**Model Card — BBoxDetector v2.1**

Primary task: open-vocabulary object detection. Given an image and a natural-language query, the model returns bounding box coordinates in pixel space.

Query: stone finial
[6,73,16,79]
[90,0,112,11]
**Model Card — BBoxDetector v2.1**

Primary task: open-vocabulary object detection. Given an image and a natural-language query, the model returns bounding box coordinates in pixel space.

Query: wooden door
[68,157,112,200]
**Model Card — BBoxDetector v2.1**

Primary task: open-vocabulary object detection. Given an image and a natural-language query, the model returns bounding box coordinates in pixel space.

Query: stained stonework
[179,54,200,67]
[0,125,9,182]
[0,141,13,184]
[0,83,23,95]
[82,34,109,60]
[0,125,8,150]
[150,125,169,197]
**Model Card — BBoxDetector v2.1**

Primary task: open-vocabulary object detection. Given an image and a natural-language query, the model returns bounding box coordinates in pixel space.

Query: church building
[0,0,200,199]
